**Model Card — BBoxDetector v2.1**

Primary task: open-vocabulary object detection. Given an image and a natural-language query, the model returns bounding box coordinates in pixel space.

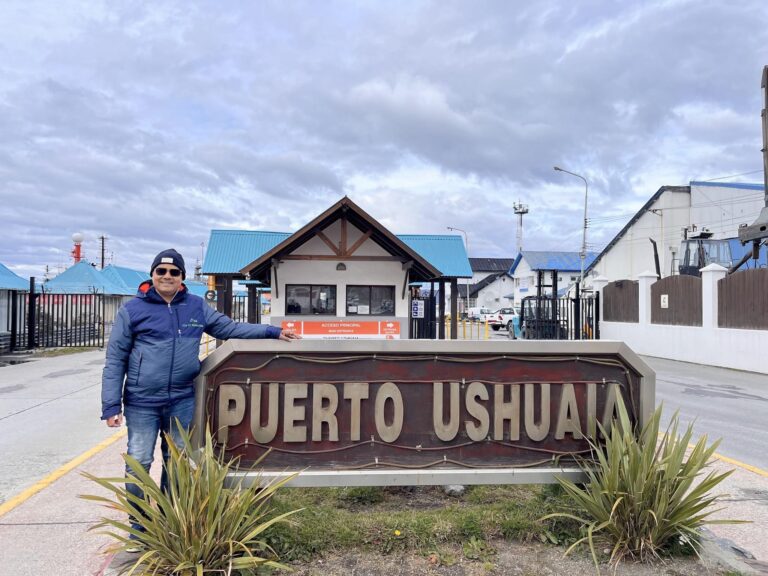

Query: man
[101,248,299,536]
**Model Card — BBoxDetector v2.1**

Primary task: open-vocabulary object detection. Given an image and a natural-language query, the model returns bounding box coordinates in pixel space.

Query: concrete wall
[594,267,768,374]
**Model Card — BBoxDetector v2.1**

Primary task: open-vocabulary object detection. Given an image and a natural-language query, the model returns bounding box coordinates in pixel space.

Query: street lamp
[446,226,470,317]
[554,166,589,285]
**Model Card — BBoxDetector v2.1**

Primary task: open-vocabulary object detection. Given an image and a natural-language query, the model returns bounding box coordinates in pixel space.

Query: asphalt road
[0,345,766,507]
[0,350,114,505]
[644,355,768,471]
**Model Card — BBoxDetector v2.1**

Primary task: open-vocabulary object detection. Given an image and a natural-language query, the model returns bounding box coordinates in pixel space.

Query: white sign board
[660,294,669,309]
[411,299,425,318]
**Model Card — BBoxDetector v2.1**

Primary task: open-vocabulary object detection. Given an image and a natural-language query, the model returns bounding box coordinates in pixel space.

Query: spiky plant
[543,397,741,568]
[81,425,301,575]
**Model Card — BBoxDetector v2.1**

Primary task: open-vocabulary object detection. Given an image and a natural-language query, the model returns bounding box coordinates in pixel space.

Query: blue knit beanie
[150,249,186,279]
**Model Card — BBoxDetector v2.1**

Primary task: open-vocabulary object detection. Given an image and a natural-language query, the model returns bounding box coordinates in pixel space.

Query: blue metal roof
[0,263,28,290]
[44,261,131,295]
[399,234,472,278]
[203,230,290,274]
[203,230,472,278]
[101,264,149,293]
[691,181,765,191]
[510,251,599,273]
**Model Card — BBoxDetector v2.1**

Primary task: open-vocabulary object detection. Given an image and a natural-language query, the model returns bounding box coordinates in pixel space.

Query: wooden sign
[194,340,654,486]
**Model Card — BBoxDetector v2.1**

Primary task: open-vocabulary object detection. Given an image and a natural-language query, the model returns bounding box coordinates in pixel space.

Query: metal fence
[519,292,600,340]
[4,289,110,351]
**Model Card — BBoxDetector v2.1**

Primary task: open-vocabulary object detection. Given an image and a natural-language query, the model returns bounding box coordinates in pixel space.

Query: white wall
[594,268,768,374]
[600,321,768,374]
[592,188,691,282]
[591,184,765,284]
[690,183,765,239]
[269,220,409,333]
[474,275,513,310]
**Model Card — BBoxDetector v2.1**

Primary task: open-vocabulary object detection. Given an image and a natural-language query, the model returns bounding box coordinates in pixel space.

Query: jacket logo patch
[182,319,204,329]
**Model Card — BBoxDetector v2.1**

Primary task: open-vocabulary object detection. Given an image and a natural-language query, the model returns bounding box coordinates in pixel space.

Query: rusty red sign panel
[196,341,653,477]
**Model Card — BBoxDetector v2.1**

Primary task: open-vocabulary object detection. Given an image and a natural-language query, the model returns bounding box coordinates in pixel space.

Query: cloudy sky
[2,0,767,279]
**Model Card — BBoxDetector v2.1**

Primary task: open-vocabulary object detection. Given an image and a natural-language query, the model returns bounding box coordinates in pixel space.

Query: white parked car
[488,307,520,336]
[467,307,493,321]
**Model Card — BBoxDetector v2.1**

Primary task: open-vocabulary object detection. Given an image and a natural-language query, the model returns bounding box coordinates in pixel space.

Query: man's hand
[279,329,301,341]
[106,414,123,427]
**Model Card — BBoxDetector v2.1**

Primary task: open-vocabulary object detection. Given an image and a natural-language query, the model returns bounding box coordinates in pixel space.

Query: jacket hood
[137,280,188,304]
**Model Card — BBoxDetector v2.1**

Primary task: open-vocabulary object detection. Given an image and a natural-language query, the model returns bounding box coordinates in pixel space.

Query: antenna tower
[99,235,109,269]
[513,202,529,254]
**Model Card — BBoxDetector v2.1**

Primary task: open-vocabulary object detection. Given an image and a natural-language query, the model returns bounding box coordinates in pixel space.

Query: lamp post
[554,166,589,285]
[447,226,470,317]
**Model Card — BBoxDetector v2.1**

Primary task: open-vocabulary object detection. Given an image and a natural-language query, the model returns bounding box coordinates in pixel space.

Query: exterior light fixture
[336,263,347,271]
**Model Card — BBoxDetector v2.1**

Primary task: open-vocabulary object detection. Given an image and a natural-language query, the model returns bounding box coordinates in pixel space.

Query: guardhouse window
[285,284,336,315]
[347,285,395,316]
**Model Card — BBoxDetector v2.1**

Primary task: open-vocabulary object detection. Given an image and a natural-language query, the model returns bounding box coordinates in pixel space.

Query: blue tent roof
[0,263,28,290]
[203,230,472,279]
[101,264,150,293]
[44,261,131,295]
[510,251,599,274]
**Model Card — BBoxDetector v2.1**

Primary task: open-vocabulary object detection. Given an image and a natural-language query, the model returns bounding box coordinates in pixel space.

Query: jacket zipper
[167,301,177,401]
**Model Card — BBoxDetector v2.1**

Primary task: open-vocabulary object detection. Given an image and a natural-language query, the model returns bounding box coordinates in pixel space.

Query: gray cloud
[1,0,767,277]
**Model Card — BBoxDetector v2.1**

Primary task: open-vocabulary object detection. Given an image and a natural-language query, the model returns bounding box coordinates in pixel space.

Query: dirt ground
[285,540,733,576]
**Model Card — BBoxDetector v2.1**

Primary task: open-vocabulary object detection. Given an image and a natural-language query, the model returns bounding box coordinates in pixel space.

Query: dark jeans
[123,395,195,534]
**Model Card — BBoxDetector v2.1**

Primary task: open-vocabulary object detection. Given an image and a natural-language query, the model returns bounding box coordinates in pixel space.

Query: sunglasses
[154,267,182,277]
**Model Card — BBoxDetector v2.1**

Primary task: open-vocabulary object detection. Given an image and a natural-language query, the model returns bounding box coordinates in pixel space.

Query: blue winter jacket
[101,281,282,420]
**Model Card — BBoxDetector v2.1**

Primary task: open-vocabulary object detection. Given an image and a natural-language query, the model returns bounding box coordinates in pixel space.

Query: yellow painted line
[707,449,768,478]
[0,428,127,519]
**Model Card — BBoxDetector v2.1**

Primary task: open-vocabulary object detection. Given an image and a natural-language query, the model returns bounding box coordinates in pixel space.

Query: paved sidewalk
[0,431,127,575]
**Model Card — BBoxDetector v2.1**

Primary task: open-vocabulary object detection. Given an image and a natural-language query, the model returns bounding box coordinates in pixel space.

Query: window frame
[285,284,337,316]
[346,284,396,316]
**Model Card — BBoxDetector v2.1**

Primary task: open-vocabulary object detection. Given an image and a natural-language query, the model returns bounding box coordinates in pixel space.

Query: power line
[700,169,763,182]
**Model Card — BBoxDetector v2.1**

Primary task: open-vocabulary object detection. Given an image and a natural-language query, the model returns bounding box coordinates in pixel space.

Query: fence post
[574,282,581,340]
[700,264,727,329]
[637,271,657,326]
[26,277,36,350]
[9,290,18,351]
[591,276,608,319]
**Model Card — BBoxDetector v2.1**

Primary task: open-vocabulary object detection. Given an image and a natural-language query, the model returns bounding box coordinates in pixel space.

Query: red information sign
[282,320,400,339]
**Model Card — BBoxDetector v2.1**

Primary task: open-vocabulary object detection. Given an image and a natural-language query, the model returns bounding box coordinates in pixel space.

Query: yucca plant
[81,425,302,575]
[543,396,740,569]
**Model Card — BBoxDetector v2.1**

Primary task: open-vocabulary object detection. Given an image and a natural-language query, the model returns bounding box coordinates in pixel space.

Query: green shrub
[81,426,301,575]
[543,397,740,568]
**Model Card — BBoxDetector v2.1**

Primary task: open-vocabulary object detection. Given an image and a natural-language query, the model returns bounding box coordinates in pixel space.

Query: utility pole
[99,235,109,269]
[554,166,589,285]
[513,202,529,254]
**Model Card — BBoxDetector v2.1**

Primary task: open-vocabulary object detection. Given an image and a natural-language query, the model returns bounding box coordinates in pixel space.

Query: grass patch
[33,346,99,357]
[264,484,580,564]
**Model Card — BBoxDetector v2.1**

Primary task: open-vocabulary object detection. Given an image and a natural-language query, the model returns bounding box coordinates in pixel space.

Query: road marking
[0,429,127,519]
[709,450,768,478]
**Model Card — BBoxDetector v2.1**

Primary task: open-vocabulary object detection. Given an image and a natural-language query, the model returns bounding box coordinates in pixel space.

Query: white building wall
[591,184,765,283]
[474,275,513,310]
[690,183,765,239]
[269,221,409,333]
